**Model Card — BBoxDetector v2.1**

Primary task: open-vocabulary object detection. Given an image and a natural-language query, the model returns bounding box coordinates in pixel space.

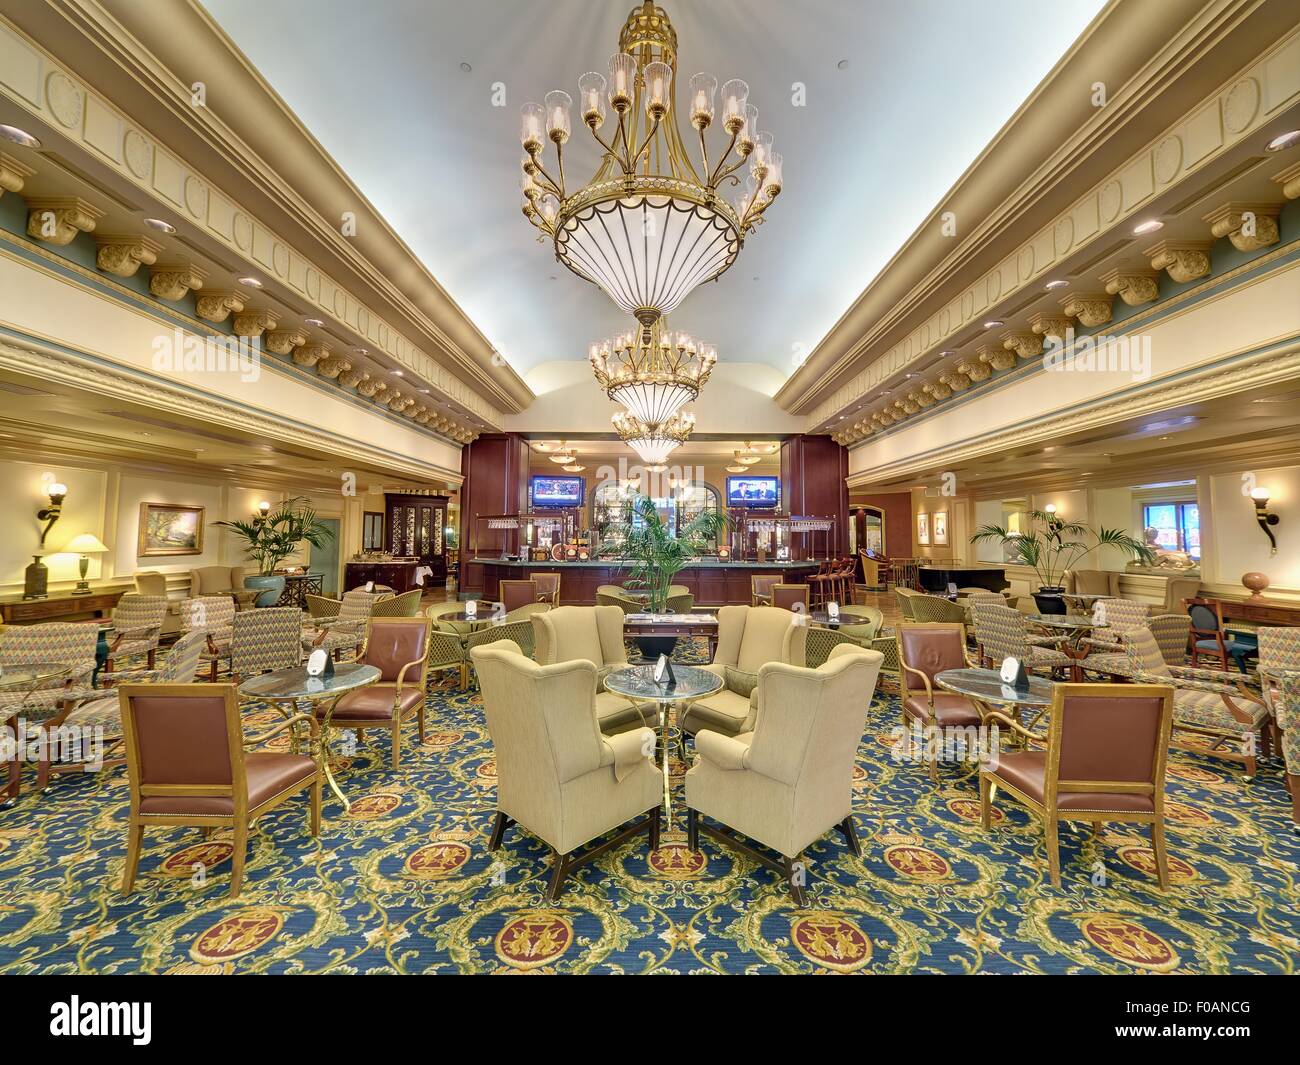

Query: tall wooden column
[458,433,530,597]
[780,435,850,559]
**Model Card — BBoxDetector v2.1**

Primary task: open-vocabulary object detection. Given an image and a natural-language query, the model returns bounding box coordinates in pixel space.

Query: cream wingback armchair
[471,639,662,898]
[532,605,652,734]
[679,606,807,739]
[190,565,246,597]
[685,643,883,906]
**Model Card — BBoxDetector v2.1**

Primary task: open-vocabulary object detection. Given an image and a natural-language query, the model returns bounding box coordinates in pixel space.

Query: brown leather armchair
[318,617,431,769]
[770,583,808,611]
[979,683,1175,888]
[118,683,321,898]
[896,623,982,782]
[499,580,540,612]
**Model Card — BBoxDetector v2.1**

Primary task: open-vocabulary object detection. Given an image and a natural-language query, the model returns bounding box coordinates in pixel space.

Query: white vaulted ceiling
[201,0,1106,376]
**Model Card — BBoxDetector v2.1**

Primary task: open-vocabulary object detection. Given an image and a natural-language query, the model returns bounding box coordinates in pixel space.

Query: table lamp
[65,533,109,595]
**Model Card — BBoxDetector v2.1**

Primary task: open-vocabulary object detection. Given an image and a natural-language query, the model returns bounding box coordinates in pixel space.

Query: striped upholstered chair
[1077,598,1149,679]
[180,595,237,681]
[1120,628,1271,780]
[1256,627,1300,708]
[229,607,303,681]
[1272,670,1300,833]
[102,594,169,673]
[302,588,390,659]
[974,603,1070,677]
[42,631,208,786]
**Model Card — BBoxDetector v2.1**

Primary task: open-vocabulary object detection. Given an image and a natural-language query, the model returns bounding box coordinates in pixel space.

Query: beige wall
[2,455,352,600]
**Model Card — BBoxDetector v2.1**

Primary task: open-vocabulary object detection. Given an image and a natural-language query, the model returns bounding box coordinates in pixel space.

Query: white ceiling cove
[202,0,1107,375]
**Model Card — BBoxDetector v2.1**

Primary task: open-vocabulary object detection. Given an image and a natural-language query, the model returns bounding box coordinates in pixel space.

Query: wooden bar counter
[472,559,821,606]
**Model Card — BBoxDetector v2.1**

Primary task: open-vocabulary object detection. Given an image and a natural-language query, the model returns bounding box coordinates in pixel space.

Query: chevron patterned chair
[230,607,303,682]
[972,602,1070,676]
[1120,628,1271,780]
[102,594,169,673]
[180,595,237,681]
[40,631,208,787]
[1077,598,1150,679]
[302,588,391,659]
[1272,670,1300,834]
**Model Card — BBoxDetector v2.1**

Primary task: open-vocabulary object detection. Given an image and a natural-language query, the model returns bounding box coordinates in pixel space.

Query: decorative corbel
[939,368,972,392]
[355,374,381,397]
[316,355,351,379]
[956,359,990,383]
[907,388,934,409]
[923,379,952,402]
[149,261,206,301]
[871,411,895,428]
[195,291,247,324]
[27,197,103,246]
[1272,162,1300,201]
[370,383,392,405]
[293,342,328,369]
[1028,313,1073,341]
[1002,332,1043,361]
[1099,267,1159,307]
[0,152,35,198]
[402,402,421,419]
[338,367,367,390]
[893,398,919,416]
[1145,240,1211,283]
[1202,201,1281,253]
[94,233,161,279]
[977,343,1014,372]
[1059,292,1113,328]
[413,407,433,424]
[265,328,308,357]
[233,307,278,339]
[388,391,414,412]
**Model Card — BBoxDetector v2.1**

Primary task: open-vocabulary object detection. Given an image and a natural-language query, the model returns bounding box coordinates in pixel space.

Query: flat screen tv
[531,475,583,508]
[726,475,779,508]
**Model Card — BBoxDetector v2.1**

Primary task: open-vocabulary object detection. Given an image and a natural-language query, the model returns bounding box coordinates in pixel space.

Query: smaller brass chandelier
[613,408,694,464]
[590,317,716,427]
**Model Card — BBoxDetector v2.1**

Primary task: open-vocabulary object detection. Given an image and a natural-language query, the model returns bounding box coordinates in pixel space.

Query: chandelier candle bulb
[721,78,749,131]
[579,72,607,128]
[643,61,672,118]
[608,53,636,111]
[545,90,572,143]
[689,72,717,129]
[520,102,545,153]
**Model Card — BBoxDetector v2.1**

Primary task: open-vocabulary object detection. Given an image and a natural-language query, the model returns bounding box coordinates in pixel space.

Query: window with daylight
[1143,501,1200,559]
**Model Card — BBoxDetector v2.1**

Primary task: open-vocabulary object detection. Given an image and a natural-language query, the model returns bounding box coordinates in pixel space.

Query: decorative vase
[22,555,48,600]
[1241,572,1270,600]
[244,574,286,607]
[634,635,679,661]
[1032,585,1068,615]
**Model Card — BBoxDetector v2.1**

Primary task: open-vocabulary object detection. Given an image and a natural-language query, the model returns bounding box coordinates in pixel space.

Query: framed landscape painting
[139,502,205,556]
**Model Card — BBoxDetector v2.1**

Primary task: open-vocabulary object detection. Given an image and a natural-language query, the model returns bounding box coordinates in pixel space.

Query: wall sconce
[1251,488,1279,555]
[37,482,68,545]
[257,500,271,518]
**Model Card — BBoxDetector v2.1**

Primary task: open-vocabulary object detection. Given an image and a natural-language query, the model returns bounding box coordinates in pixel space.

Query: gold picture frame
[933,510,949,545]
[917,512,930,546]
[138,502,205,556]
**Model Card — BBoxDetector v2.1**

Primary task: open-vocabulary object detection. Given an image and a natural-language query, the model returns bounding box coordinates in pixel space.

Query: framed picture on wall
[933,510,949,545]
[917,512,930,546]
[138,502,205,556]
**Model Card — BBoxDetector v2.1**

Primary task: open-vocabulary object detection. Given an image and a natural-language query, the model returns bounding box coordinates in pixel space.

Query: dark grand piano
[917,565,1008,594]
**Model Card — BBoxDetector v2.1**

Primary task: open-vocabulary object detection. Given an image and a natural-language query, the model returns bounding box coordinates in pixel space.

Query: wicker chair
[179,595,237,681]
[909,594,967,625]
[894,587,923,620]
[1120,628,1271,780]
[103,594,168,671]
[371,589,424,617]
[595,585,643,613]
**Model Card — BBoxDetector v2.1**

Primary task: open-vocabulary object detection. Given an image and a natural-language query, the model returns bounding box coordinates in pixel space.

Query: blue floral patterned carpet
[1,638,1297,974]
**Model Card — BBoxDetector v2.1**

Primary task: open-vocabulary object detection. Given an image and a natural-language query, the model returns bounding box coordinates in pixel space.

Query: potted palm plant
[213,496,335,606]
[598,494,727,657]
[970,508,1153,614]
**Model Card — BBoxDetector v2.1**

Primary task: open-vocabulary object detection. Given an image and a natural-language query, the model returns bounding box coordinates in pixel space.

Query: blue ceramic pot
[244,574,285,607]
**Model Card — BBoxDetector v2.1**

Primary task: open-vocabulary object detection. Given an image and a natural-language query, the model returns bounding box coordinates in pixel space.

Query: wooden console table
[0,588,128,625]
[1204,594,1300,627]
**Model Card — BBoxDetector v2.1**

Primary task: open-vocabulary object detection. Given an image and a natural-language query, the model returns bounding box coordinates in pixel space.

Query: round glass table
[805,610,876,629]
[239,663,380,812]
[0,662,72,806]
[1028,615,1109,680]
[604,664,723,827]
[934,667,1056,738]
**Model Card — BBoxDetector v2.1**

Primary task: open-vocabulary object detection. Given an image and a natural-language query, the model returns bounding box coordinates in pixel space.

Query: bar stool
[807,561,836,608]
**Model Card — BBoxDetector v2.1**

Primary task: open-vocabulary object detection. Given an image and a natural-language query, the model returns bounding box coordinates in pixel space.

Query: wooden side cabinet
[0,589,127,625]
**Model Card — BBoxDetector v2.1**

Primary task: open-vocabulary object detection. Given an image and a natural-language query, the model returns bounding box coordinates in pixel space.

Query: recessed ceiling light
[1132,219,1163,235]
[1266,129,1300,152]
[0,124,40,148]
[940,350,955,356]
[356,348,369,355]
[143,217,176,234]
[983,320,1003,328]
[237,276,262,287]
[390,369,403,376]
[1044,279,1069,290]
[303,317,324,327]
[836,59,849,70]
[460,61,472,73]
[419,388,430,394]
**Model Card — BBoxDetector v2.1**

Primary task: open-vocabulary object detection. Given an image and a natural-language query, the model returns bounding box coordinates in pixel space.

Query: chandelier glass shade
[519,1,783,323]
[589,316,716,427]
[613,408,694,465]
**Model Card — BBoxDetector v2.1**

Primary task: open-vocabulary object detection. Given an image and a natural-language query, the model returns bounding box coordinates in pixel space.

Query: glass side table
[604,664,723,827]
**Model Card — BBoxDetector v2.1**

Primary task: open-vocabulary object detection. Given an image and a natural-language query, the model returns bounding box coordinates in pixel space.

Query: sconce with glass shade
[64,533,109,595]
[24,480,69,600]
[1250,487,1280,555]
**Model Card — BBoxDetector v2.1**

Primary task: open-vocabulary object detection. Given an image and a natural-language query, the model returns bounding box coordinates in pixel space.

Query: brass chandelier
[612,408,695,466]
[588,316,715,427]
[519,1,784,325]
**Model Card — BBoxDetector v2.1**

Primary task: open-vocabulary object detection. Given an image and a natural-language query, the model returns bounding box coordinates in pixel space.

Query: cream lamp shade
[65,533,109,554]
